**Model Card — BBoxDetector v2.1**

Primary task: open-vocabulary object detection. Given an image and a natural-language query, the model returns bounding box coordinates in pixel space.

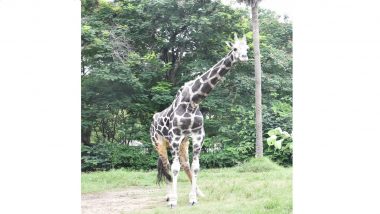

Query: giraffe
[150,34,249,208]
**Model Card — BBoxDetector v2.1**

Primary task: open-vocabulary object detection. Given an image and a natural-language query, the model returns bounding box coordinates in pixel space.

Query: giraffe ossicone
[150,34,249,208]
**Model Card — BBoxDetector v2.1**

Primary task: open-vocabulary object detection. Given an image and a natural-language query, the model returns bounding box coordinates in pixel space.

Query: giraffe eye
[233,48,237,51]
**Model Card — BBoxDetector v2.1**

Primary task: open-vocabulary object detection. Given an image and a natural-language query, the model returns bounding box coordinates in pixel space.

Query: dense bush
[81,141,252,171]
[82,128,292,172]
[81,143,113,171]
[81,143,157,172]
[264,128,293,166]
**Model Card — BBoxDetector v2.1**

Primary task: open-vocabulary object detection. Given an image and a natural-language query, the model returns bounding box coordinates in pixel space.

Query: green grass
[81,169,157,193]
[82,157,292,213]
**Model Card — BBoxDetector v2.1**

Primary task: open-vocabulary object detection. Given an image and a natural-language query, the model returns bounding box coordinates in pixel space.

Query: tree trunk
[81,126,92,145]
[171,48,182,84]
[251,4,263,158]
[169,48,182,84]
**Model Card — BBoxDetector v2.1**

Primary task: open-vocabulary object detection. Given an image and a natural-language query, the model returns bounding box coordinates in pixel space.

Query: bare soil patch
[81,187,162,214]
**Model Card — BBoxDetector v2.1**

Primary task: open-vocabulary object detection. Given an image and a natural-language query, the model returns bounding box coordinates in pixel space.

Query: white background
[0,0,81,213]
[0,0,379,213]
[293,0,380,213]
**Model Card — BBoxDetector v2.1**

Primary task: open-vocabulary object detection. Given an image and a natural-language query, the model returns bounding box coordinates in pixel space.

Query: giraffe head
[226,33,249,62]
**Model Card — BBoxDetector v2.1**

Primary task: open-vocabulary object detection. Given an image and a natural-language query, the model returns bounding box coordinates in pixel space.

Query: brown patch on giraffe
[172,128,181,135]
[179,137,192,183]
[210,76,219,85]
[191,94,206,104]
[191,79,201,92]
[176,104,187,116]
[162,127,169,136]
[224,58,232,67]
[192,117,203,129]
[219,67,228,75]
[210,67,219,77]
[201,74,208,81]
[200,82,213,94]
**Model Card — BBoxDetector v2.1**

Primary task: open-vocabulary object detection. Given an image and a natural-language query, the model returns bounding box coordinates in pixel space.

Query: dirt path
[81,187,162,214]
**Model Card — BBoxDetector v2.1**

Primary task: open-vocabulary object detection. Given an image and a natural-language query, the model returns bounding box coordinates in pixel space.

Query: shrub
[264,127,293,166]
[81,143,113,171]
[200,134,254,168]
[81,143,157,172]
[81,127,293,172]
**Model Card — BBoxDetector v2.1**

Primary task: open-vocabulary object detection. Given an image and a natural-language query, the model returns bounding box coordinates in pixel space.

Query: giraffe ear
[234,33,238,41]
[225,41,232,48]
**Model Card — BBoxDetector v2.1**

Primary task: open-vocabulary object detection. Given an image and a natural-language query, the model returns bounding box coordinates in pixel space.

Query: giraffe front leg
[165,168,172,202]
[189,132,204,205]
[168,141,181,208]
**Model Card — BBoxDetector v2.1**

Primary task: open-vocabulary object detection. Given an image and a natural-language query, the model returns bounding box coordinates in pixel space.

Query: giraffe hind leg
[179,137,192,183]
[155,136,172,185]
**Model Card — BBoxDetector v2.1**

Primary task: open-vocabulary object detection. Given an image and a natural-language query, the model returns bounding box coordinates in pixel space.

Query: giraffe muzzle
[240,55,248,61]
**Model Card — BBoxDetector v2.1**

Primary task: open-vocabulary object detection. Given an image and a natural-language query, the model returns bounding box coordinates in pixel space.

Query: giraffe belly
[172,115,203,136]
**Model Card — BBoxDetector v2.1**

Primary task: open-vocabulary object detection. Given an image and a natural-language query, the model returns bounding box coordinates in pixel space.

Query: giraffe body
[150,34,249,207]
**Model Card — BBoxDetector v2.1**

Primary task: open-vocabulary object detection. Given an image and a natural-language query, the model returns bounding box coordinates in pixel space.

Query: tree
[237,0,263,158]
[251,0,263,158]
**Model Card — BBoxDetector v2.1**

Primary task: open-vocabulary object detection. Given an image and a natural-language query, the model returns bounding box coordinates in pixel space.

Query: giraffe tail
[156,157,172,185]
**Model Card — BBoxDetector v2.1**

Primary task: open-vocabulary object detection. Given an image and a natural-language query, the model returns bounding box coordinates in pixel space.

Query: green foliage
[265,128,293,166]
[150,81,174,108]
[81,143,157,172]
[272,100,292,118]
[81,0,293,171]
[81,143,112,171]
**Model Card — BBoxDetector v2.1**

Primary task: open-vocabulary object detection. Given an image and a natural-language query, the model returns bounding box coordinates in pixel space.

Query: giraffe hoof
[168,200,177,208]
[189,199,198,206]
[189,192,198,205]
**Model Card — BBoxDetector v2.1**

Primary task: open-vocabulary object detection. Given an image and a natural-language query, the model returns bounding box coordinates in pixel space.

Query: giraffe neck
[189,51,236,105]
